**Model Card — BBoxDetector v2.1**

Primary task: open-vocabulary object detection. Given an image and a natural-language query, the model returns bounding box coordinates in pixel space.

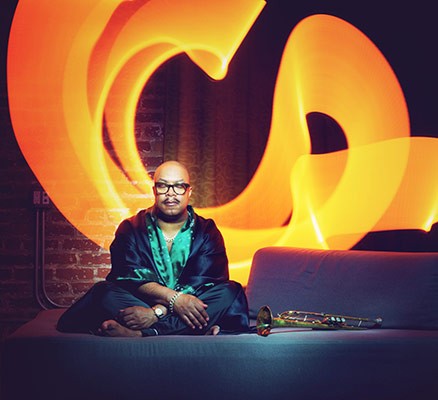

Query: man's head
[153,161,192,222]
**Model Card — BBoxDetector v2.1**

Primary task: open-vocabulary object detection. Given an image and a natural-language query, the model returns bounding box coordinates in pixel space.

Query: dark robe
[57,207,249,335]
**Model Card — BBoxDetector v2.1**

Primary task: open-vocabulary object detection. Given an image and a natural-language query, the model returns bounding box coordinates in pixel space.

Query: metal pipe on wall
[33,191,66,309]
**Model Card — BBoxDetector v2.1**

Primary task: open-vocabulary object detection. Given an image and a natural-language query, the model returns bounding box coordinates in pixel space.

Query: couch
[2,247,438,400]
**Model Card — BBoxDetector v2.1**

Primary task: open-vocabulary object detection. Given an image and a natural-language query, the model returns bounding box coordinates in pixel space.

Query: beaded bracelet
[169,292,182,314]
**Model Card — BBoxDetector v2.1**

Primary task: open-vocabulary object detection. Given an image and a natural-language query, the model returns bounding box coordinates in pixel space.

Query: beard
[153,202,187,223]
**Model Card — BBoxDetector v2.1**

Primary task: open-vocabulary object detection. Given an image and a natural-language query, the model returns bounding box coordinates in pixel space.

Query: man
[57,161,249,337]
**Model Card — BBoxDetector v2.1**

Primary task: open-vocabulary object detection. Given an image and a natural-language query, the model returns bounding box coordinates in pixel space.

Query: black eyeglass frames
[154,182,191,195]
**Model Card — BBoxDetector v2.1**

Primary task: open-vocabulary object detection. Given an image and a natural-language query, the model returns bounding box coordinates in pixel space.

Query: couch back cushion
[245,247,438,329]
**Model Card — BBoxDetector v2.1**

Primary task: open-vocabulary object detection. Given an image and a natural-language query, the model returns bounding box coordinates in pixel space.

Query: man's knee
[221,280,244,300]
[203,280,245,305]
[92,281,132,307]
[92,280,118,296]
[209,281,249,332]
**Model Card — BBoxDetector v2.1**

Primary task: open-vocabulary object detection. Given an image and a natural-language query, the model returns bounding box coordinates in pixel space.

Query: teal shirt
[145,209,195,293]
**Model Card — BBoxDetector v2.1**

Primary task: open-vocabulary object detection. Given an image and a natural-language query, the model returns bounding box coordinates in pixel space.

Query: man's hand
[117,306,156,330]
[172,294,209,330]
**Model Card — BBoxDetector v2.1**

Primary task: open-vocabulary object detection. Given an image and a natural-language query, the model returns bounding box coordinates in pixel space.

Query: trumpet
[256,305,383,336]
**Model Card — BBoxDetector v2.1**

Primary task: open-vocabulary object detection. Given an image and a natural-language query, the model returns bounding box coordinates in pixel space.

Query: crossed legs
[57,280,249,337]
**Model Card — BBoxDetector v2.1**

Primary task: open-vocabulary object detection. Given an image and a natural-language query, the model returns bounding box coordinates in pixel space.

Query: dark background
[0,0,436,330]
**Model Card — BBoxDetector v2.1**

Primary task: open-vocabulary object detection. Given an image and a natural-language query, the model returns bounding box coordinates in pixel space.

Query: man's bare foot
[98,320,142,337]
[205,325,221,336]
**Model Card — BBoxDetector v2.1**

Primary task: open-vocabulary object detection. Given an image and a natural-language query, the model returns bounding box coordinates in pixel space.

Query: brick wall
[0,69,166,326]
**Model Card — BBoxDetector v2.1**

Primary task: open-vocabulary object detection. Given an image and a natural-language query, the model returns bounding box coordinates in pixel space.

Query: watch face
[154,307,164,318]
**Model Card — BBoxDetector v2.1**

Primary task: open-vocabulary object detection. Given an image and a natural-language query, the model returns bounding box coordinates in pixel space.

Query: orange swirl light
[8,1,437,285]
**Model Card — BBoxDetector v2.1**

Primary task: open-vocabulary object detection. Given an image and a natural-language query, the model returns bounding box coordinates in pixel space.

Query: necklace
[162,232,178,243]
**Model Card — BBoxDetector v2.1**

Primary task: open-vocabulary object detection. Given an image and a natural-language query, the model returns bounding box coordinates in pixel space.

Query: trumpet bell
[256,305,273,337]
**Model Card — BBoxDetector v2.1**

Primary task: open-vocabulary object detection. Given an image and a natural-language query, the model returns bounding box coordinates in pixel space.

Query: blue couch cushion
[3,309,438,400]
[245,247,438,329]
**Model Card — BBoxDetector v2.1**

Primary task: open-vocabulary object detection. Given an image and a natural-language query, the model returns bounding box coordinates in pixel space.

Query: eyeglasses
[154,182,191,195]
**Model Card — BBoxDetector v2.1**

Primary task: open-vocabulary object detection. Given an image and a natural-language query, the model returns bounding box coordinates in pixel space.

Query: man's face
[153,163,192,221]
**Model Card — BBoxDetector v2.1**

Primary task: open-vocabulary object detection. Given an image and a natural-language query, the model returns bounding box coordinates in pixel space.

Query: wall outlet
[32,190,42,205]
[33,190,50,207]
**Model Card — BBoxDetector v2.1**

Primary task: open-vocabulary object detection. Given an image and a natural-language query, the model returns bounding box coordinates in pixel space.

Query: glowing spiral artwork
[7,0,438,284]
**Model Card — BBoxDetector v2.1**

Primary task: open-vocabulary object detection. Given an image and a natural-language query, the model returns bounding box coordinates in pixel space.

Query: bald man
[57,161,250,337]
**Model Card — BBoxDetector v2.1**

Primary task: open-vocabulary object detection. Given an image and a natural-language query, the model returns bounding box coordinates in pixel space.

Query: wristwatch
[152,306,164,320]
